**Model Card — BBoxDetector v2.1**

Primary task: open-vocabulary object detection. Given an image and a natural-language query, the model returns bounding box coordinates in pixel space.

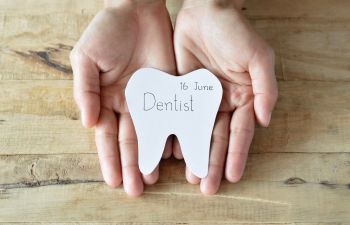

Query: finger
[95,107,122,187]
[172,136,183,159]
[225,101,255,183]
[186,167,200,184]
[174,38,203,75]
[118,113,144,197]
[249,47,278,127]
[200,112,230,195]
[142,165,159,185]
[144,136,172,184]
[162,135,173,159]
[70,49,100,128]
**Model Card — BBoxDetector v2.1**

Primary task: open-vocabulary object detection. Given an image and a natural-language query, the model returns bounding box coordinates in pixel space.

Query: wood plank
[0,153,349,188]
[2,0,350,20]
[0,224,342,225]
[3,153,348,222]
[255,22,350,81]
[0,154,102,187]
[243,0,350,81]
[0,224,320,225]
[1,0,350,81]
[0,12,90,80]
[0,80,77,118]
[0,114,94,155]
[0,181,349,222]
[0,0,101,14]
[2,18,349,82]
[253,80,350,153]
[0,80,349,154]
[0,223,344,225]
[244,0,350,19]
[2,152,347,222]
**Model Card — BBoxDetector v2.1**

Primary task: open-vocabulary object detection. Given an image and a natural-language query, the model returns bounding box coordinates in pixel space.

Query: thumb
[174,41,203,75]
[249,47,278,127]
[70,49,100,128]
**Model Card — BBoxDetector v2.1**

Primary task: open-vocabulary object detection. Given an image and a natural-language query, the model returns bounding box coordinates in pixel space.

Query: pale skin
[70,0,278,196]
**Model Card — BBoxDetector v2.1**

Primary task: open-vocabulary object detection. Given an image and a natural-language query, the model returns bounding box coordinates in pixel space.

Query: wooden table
[0,0,349,223]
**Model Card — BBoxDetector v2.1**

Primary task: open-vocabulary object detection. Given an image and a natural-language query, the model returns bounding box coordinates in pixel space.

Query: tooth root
[177,130,212,178]
[137,132,168,175]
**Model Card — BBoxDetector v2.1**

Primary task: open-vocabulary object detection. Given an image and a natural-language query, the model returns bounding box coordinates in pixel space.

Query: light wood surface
[0,0,349,223]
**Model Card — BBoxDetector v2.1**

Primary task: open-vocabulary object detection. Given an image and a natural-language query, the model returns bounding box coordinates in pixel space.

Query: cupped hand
[173,0,278,194]
[70,0,176,197]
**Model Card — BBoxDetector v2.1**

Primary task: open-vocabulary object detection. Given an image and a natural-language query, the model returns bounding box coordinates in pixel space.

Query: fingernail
[266,112,271,127]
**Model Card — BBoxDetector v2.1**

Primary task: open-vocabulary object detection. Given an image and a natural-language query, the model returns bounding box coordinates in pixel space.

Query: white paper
[125,68,222,178]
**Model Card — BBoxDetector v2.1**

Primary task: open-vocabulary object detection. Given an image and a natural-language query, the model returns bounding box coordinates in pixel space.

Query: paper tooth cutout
[125,68,223,178]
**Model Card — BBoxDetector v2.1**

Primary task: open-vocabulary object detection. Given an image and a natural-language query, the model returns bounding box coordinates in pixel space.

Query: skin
[70,0,175,197]
[71,0,278,196]
[173,0,278,194]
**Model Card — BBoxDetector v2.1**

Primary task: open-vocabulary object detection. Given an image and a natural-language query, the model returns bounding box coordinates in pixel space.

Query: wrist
[182,0,245,10]
[104,0,166,8]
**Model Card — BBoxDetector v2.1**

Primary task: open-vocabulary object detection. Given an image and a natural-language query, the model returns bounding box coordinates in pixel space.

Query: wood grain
[0,80,349,154]
[0,153,348,222]
[1,153,349,188]
[1,0,350,81]
[0,0,349,223]
[0,182,349,222]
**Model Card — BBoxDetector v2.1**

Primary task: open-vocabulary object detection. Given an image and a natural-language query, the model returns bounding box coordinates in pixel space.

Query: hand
[173,0,278,194]
[70,0,176,196]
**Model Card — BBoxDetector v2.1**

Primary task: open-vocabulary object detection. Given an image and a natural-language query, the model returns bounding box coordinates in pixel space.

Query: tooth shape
[125,68,222,178]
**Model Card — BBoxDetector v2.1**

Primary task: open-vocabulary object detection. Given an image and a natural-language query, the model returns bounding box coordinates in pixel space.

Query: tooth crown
[125,68,223,178]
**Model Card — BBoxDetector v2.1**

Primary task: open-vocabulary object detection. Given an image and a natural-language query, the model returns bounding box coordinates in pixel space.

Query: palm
[70,1,175,196]
[174,4,277,194]
[79,6,175,113]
